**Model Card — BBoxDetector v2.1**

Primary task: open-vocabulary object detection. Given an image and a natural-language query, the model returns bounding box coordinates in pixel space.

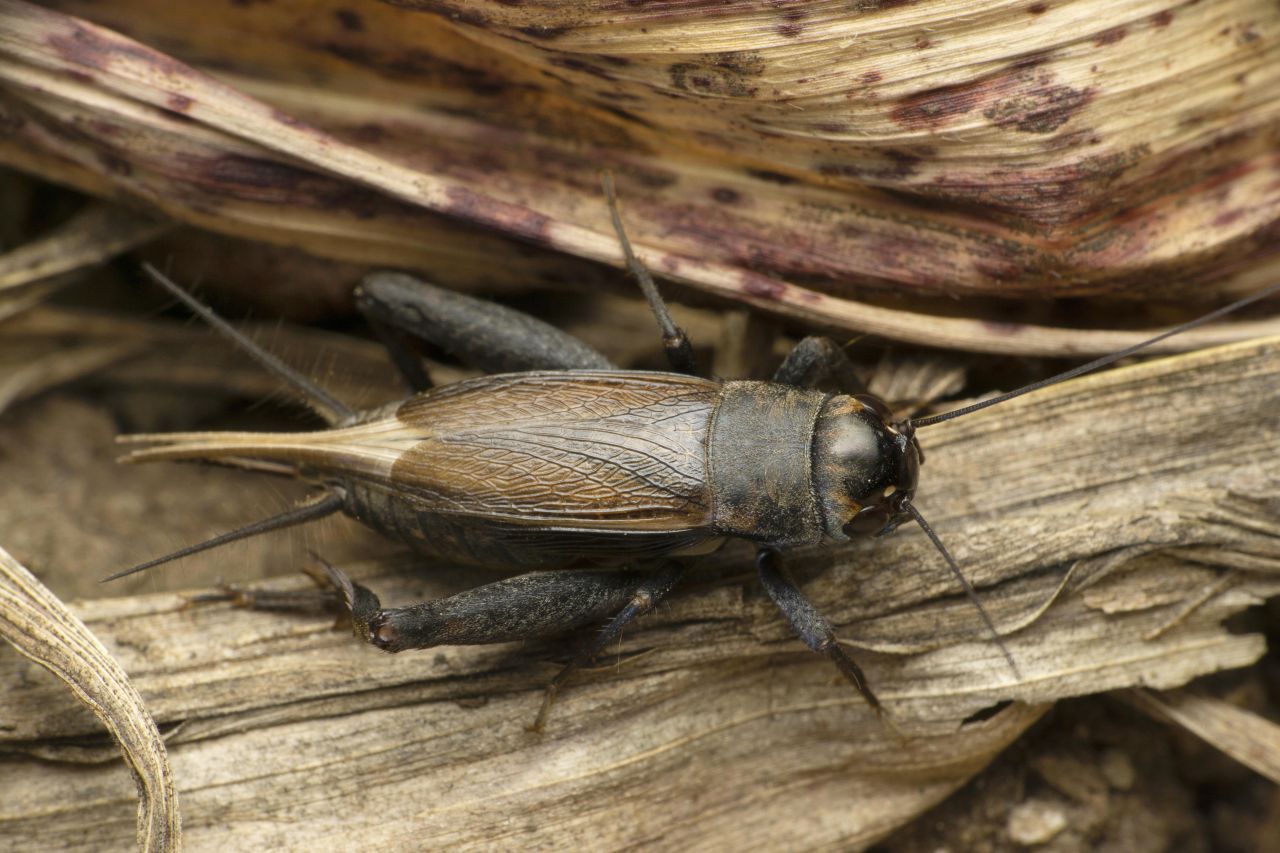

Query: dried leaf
[0,201,166,297]
[0,2,1276,353]
[0,546,179,851]
[866,352,968,415]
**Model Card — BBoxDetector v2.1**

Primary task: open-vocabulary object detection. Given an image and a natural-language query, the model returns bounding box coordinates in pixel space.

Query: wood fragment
[0,336,1275,850]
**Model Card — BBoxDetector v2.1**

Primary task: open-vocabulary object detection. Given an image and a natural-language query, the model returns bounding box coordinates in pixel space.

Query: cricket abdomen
[344,370,724,568]
[343,479,717,569]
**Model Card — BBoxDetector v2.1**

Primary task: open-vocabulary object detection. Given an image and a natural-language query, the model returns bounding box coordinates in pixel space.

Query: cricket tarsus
[102,492,345,582]
[911,279,1280,429]
[902,501,1020,680]
[194,556,343,612]
[756,549,885,714]
[139,263,356,425]
[601,171,698,376]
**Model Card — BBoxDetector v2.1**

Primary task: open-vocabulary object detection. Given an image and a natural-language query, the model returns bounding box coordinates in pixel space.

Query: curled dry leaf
[0,1,1277,353]
[0,546,179,852]
[0,337,1275,849]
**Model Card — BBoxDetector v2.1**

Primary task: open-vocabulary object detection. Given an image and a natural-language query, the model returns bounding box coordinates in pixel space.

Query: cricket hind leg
[354,271,615,390]
[773,336,868,395]
[755,549,886,717]
[304,556,685,729]
[186,560,341,613]
[532,560,686,732]
[314,558,649,651]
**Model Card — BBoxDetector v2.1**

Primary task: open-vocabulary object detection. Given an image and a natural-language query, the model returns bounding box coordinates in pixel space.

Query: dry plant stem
[0,546,179,852]
[0,294,722,412]
[1120,689,1280,785]
[0,338,143,414]
[0,201,168,297]
[0,338,1276,850]
[0,2,1277,355]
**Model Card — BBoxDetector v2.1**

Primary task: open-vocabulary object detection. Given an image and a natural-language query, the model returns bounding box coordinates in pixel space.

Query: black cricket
[112,176,1280,730]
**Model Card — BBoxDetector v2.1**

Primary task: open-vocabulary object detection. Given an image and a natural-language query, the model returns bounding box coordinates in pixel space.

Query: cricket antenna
[101,492,345,582]
[900,499,1021,680]
[910,280,1280,429]
[140,263,356,425]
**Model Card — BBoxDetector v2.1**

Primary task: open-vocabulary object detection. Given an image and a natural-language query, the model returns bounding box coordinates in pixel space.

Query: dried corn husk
[0,1,1276,354]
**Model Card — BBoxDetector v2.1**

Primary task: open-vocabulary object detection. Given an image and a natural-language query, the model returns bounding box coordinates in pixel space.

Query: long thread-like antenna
[141,263,355,425]
[911,280,1280,429]
[102,492,345,582]
[901,500,1021,680]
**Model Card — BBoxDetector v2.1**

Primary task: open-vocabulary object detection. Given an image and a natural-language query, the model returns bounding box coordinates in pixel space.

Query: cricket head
[809,392,1016,676]
[811,394,922,542]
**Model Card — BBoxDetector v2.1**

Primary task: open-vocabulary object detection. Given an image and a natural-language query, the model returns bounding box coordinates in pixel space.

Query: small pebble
[1007,799,1068,846]
[1100,748,1135,790]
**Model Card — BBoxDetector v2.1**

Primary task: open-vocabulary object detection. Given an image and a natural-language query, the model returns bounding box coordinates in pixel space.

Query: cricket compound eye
[844,505,889,537]
[811,395,904,540]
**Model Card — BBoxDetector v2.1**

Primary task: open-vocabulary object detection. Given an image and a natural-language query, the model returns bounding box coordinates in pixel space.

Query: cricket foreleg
[601,172,697,376]
[354,271,615,389]
[773,336,868,395]
[755,549,884,715]
[532,560,686,732]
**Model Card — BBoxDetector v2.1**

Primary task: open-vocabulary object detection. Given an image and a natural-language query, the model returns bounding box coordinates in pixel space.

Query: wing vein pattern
[392,372,719,531]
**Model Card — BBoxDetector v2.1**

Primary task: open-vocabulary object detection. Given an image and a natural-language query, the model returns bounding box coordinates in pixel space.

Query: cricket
[109,175,1280,730]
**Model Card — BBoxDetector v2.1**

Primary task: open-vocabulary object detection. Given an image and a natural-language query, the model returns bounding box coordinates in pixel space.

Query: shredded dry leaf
[0,1,1276,353]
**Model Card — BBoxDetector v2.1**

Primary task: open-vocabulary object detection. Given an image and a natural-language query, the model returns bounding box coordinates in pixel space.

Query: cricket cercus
[110,176,1280,729]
